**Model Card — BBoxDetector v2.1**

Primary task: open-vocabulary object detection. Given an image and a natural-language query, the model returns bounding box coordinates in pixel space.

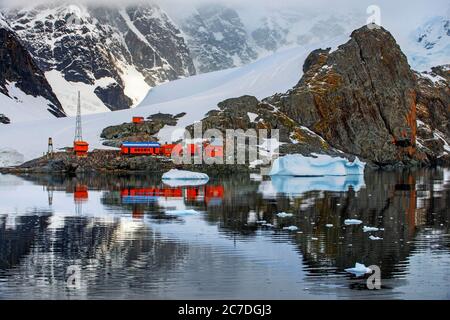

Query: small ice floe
[162,169,209,181]
[325,224,334,228]
[344,219,363,225]
[277,212,293,218]
[256,220,267,224]
[345,263,372,277]
[262,223,274,228]
[369,235,383,241]
[166,209,200,216]
[283,226,299,231]
[311,237,319,241]
[363,226,379,232]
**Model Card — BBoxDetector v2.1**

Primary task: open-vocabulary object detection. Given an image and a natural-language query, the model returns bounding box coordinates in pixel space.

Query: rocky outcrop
[100,113,185,147]
[187,95,356,160]
[0,27,65,118]
[267,25,439,166]
[94,84,133,111]
[193,25,449,168]
[415,66,450,163]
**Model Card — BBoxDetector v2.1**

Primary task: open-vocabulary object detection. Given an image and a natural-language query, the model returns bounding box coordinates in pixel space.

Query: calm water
[0,169,449,300]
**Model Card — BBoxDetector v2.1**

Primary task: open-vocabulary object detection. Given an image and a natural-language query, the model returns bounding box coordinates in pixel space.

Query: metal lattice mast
[75,91,82,142]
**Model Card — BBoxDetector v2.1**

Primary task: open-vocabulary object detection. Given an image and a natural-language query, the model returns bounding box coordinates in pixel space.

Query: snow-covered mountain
[1,14,66,124]
[1,1,448,119]
[407,16,450,71]
[174,4,363,73]
[2,3,195,115]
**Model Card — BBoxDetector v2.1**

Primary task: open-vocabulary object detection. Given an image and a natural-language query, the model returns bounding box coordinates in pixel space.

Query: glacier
[269,154,366,177]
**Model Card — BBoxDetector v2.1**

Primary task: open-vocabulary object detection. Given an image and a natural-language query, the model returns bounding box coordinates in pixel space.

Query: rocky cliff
[0,25,65,119]
[193,25,450,167]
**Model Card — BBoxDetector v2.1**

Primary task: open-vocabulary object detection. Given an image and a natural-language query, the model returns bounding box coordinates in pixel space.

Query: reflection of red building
[120,185,224,206]
[74,185,89,202]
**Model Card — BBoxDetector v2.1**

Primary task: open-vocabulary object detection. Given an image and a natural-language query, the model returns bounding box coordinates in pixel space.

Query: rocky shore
[0,149,252,175]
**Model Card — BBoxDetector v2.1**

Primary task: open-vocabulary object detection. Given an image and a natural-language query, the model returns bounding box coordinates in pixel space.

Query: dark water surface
[0,169,449,300]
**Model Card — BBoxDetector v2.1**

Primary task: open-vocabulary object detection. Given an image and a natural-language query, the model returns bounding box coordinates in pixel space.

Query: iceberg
[277,212,294,218]
[344,219,363,225]
[162,169,209,181]
[269,154,365,177]
[345,263,372,276]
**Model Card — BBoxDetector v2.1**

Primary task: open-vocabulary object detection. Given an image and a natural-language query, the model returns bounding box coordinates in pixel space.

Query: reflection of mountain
[0,215,188,299]
[0,214,51,269]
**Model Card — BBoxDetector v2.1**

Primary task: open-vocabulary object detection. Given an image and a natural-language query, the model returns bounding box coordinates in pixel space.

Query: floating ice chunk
[311,237,319,241]
[262,223,274,228]
[363,226,380,232]
[345,263,372,276]
[277,212,293,218]
[283,226,299,231]
[325,224,334,228]
[344,219,363,225]
[369,235,383,240]
[256,220,267,224]
[162,169,209,181]
[269,154,365,177]
[166,209,200,216]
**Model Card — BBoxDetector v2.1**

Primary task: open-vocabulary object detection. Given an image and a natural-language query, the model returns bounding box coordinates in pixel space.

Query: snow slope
[0,82,62,123]
[0,36,349,166]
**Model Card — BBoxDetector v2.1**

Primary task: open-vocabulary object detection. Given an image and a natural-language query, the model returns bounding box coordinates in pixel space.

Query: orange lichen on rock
[405,90,417,156]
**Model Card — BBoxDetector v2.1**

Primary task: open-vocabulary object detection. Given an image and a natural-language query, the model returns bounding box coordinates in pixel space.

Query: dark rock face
[94,84,133,111]
[0,28,65,118]
[269,26,423,166]
[0,114,11,124]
